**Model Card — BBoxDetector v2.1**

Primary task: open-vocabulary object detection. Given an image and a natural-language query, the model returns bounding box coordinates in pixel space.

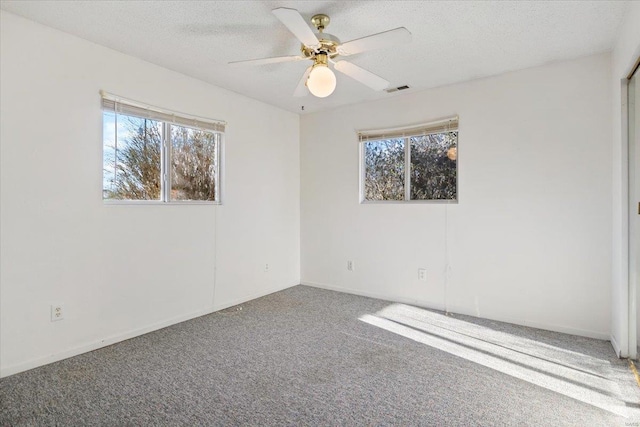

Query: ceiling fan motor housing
[301,33,340,59]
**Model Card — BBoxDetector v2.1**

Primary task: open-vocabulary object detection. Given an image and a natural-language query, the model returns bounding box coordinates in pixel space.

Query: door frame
[620,57,640,360]
[628,59,640,360]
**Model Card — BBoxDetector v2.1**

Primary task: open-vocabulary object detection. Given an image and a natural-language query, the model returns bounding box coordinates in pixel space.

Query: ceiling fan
[229,7,411,98]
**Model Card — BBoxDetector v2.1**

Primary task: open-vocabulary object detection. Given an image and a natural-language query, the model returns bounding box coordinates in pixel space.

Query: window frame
[359,120,458,204]
[163,122,223,205]
[101,94,224,205]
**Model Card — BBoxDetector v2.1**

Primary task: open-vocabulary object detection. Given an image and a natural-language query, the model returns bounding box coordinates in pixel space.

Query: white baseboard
[0,307,214,378]
[3,280,609,378]
[212,282,298,312]
[302,281,610,341]
[1,282,298,378]
[302,280,444,312]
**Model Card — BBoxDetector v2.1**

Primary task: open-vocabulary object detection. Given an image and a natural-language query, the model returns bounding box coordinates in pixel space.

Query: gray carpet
[1,285,639,426]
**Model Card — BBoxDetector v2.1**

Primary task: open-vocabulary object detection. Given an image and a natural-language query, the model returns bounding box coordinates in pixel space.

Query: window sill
[360,200,458,205]
[103,200,221,206]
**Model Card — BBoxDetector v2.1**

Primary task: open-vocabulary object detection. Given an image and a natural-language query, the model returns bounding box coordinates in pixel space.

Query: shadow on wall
[360,304,640,418]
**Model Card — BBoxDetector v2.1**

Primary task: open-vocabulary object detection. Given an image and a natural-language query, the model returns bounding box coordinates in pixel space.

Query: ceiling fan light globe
[307,65,336,98]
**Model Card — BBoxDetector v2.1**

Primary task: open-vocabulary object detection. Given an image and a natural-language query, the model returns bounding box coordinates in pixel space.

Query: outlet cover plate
[51,304,64,322]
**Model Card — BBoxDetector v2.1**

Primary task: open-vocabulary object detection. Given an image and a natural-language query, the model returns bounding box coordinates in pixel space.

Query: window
[360,117,458,202]
[102,94,224,203]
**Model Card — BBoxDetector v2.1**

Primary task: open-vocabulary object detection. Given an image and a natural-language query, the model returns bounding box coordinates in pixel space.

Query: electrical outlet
[51,304,64,322]
[264,263,270,272]
[347,260,354,271]
[418,268,427,282]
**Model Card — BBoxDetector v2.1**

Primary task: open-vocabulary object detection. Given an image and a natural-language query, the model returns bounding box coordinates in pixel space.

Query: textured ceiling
[0,1,630,114]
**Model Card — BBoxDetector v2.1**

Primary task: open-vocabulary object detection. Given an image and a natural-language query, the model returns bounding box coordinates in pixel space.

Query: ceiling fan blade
[272,7,320,48]
[229,55,306,66]
[294,66,313,97]
[337,27,411,56]
[333,60,389,91]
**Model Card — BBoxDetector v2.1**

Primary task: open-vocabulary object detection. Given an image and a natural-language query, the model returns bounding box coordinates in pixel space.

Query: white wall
[610,1,640,357]
[0,11,300,377]
[301,53,612,339]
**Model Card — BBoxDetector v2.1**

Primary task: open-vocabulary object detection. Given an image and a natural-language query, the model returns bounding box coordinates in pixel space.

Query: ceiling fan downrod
[302,14,340,60]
